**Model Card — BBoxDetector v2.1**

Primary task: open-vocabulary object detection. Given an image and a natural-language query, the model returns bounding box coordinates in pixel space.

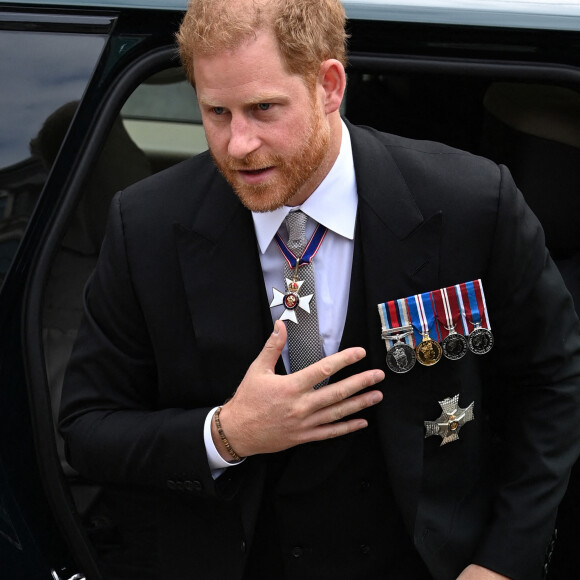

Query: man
[59,0,580,579]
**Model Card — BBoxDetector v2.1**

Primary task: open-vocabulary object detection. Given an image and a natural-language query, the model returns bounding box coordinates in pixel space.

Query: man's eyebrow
[197,96,218,107]
[249,92,288,103]
[198,93,288,107]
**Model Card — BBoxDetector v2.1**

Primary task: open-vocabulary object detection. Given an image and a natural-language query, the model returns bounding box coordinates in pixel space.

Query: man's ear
[318,59,346,115]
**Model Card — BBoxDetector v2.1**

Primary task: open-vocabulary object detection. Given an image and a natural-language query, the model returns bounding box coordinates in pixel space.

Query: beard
[210,104,331,212]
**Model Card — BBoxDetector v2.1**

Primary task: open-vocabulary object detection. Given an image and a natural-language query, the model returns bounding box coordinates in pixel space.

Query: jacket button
[241,540,247,554]
[360,479,371,491]
[360,544,371,555]
[192,480,203,492]
[291,546,303,558]
[167,480,176,490]
[184,480,195,492]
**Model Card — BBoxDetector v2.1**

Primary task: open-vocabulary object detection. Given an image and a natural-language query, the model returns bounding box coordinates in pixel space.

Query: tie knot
[285,210,308,252]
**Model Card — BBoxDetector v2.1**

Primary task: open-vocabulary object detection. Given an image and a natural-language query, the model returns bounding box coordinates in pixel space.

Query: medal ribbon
[378,298,415,347]
[423,291,442,341]
[474,279,491,329]
[432,286,469,339]
[407,292,440,345]
[274,223,328,269]
[457,279,491,330]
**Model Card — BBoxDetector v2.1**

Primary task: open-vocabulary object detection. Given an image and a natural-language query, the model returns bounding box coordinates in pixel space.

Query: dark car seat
[31,102,152,508]
[480,82,580,579]
[481,82,580,308]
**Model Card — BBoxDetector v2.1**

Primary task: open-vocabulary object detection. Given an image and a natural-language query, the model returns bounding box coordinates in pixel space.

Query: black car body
[1,1,580,577]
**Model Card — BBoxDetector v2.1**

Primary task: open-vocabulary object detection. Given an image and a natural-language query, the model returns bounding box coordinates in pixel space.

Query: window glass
[121,68,206,173]
[0,29,106,285]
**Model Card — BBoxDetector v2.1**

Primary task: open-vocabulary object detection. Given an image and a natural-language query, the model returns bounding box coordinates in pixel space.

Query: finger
[314,369,385,408]
[252,320,287,373]
[295,346,368,389]
[312,388,383,426]
[302,416,370,444]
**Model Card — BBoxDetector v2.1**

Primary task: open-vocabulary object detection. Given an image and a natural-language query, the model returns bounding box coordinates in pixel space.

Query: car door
[0,7,115,578]
[0,4,192,578]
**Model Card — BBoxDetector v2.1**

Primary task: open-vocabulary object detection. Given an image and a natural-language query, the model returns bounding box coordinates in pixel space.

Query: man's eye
[212,107,225,115]
[258,103,271,111]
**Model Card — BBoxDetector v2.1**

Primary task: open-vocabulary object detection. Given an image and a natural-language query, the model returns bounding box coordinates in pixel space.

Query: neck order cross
[269,210,327,386]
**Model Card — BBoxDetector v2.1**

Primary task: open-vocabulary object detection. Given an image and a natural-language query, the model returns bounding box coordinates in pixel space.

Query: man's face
[194,30,332,212]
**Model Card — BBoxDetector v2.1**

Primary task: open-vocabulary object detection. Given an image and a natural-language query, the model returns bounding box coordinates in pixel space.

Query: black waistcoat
[244,423,432,580]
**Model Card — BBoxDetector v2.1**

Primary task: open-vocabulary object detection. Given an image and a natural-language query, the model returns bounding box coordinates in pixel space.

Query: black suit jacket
[60,122,580,579]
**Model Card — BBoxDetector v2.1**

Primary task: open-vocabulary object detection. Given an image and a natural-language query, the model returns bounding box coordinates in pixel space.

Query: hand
[213,320,385,458]
[457,564,511,580]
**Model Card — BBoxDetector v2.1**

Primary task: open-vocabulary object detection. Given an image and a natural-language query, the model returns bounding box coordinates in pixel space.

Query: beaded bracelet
[214,406,242,462]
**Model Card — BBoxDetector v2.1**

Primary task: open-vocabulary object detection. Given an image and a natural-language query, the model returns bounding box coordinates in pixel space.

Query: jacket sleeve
[59,192,244,501]
[472,165,580,579]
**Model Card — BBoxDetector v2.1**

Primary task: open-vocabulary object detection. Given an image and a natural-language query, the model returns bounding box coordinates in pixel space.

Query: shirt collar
[252,120,358,254]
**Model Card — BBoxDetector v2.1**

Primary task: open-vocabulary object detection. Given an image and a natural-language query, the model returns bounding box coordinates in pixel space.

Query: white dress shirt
[204,121,358,474]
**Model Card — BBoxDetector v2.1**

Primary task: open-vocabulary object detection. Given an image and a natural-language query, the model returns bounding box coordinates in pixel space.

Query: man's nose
[228,115,261,159]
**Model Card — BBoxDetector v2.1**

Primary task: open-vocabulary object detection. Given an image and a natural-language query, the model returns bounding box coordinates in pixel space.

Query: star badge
[270,278,313,324]
[424,394,474,446]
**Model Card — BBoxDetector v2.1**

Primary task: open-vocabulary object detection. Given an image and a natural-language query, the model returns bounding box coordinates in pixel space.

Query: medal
[378,299,416,373]
[270,222,327,325]
[424,394,474,446]
[269,274,313,324]
[416,333,443,366]
[386,341,417,373]
[442,332,468,360]
[377,279,493,373]
[432,286,468,361]
[467,325,494,355]
[407,292,442,366]
[457,279,494,355]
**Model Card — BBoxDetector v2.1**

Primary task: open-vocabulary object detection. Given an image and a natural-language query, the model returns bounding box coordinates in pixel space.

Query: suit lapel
[347,123,445,531]
[279,125,444,498]
[341,123,444,378]
[173,175,279,403]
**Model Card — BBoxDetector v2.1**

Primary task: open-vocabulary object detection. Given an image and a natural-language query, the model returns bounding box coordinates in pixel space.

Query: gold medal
[416,333,442,366]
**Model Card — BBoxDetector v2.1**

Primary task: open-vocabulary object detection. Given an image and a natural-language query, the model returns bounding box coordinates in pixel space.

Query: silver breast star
[269,278,313,324]
[424,394,474,446]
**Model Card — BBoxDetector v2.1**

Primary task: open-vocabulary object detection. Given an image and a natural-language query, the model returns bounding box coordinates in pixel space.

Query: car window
[0,28,106,287]
[120,67,206,174]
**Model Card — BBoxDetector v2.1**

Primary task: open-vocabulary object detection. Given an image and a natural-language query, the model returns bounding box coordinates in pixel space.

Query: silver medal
[425,394,475,446]
[442,332,468,360]
[386,342,416,374]
[467,326,494,355]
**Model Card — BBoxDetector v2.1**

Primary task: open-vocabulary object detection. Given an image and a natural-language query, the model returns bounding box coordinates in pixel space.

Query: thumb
[255,320,286,372]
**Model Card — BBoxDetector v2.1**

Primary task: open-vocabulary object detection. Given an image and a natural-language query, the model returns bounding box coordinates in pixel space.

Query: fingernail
[373,370,385,383]
[370,392,383,404]
[273,321,280,335]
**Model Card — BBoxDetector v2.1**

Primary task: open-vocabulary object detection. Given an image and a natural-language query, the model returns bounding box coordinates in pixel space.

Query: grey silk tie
[283,210,326,387]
